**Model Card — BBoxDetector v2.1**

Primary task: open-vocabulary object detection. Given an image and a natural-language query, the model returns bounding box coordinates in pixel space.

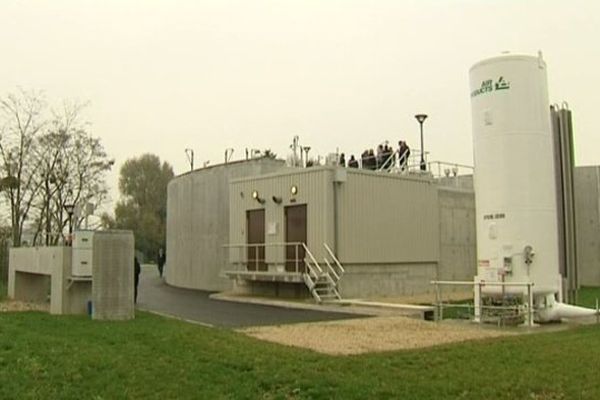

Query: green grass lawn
[577,286,600,309]
[1,311,600,399]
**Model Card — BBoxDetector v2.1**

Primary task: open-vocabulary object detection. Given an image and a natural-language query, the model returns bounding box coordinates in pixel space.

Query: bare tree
[0,91,113,247]
[31,102,113,245]
[0,89,46,246]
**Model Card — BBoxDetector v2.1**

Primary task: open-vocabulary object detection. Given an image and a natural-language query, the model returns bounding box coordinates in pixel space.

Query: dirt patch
[240,316,514,355]
[0,300,49,313]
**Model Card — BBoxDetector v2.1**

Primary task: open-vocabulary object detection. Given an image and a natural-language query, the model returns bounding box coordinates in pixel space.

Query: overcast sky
[1,0,599,204]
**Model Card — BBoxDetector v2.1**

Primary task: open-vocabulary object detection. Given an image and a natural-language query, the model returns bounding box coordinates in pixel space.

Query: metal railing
[302,243,324,289]
[223,242,310,274]
[427,161,474,179]
[323,243,344,285]
[430,280,536,327]
[376,151,397,172]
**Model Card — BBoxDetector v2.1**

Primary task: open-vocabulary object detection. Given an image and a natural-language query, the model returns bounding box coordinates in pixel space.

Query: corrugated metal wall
[230,168,439,267]
[338,170,440,264]
[229,168,333,262]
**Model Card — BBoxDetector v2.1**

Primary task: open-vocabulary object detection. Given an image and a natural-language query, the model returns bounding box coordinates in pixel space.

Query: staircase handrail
[302,243,323,274]
[323,258,340,282]
[323,243,345,274]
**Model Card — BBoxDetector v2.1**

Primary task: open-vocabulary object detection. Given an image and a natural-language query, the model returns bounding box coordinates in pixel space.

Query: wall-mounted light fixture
[272,196,282,204]
[290,185,298,196]
[252,190,266,204]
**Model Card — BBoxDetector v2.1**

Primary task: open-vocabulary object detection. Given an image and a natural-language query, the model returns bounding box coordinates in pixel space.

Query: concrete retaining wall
[574,166,600,286]
[8,246,91,315]
[92,231,134,320]
[166,158,286,291]
[438,187,477,283]
[339,263,438,298]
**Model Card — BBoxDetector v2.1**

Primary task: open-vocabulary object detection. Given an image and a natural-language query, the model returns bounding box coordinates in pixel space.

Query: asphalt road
[136,266,362,328]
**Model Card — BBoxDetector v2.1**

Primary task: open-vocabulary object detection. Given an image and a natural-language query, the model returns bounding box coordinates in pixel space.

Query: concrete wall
[233,280,310,298]
[339,263,438,298]
[438,187,477,282]
[166,158,286,291]
[92,230,134,320]
[574,166,600,286]
[9,246,91,315]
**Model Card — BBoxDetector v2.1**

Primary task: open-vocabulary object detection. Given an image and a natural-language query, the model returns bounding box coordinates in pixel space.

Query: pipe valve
[524,245,535,266]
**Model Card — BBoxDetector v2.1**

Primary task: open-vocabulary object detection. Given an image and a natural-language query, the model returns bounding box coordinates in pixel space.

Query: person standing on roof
[398,141,411,170]
[348,155,359,168]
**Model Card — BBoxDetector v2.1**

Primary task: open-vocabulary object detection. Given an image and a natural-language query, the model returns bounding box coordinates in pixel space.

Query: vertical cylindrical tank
[469,53,561,296]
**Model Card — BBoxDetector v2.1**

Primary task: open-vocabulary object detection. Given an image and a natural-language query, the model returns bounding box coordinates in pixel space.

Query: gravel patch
[0,300,49,312]
[240,316,514,355]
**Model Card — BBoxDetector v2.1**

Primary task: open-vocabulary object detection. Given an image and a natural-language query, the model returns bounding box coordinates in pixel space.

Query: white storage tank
[469,53,561,296]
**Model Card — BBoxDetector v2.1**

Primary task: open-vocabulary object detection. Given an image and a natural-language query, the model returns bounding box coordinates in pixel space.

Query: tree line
[102,154,173,261]
[0,89,173,264]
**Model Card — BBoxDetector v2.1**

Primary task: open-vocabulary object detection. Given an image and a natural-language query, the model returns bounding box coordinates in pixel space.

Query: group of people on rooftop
[339,140,411,171]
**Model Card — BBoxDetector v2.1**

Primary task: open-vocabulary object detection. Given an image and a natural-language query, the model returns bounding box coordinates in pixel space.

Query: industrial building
[165,152,600,302]
[165,53,600,306]
[166,154,474,299]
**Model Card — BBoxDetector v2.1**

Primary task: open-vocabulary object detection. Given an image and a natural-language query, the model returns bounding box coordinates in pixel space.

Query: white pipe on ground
[536,294,598,322]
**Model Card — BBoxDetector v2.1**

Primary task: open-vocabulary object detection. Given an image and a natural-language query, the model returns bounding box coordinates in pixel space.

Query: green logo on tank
[471,76,511,97]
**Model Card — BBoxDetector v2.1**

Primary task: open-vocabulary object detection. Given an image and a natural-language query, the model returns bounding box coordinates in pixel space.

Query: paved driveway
[136,266,362,328]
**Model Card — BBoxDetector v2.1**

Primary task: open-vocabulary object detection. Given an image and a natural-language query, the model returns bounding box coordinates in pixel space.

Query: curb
[209,293,424,318]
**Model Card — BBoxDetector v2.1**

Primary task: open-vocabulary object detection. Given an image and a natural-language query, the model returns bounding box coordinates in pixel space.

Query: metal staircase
[301,243,345,303]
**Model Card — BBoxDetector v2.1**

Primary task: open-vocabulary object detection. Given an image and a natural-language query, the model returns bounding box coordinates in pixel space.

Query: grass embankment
[1,311,599,399]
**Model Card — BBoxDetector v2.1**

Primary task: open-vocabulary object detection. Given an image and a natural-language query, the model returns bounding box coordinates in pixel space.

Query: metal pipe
[434,282,441,322]
[431,280,534,286]
[333,176,339,256]
[477,282,483,323]
[527,283,534,327]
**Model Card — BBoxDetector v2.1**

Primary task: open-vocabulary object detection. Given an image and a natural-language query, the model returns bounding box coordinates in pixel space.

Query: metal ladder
[302,243,345,303]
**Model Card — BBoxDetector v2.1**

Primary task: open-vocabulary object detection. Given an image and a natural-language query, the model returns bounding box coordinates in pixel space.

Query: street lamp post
[185,148,194,171]
[64,203,75,245]
[415,114,428,171]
